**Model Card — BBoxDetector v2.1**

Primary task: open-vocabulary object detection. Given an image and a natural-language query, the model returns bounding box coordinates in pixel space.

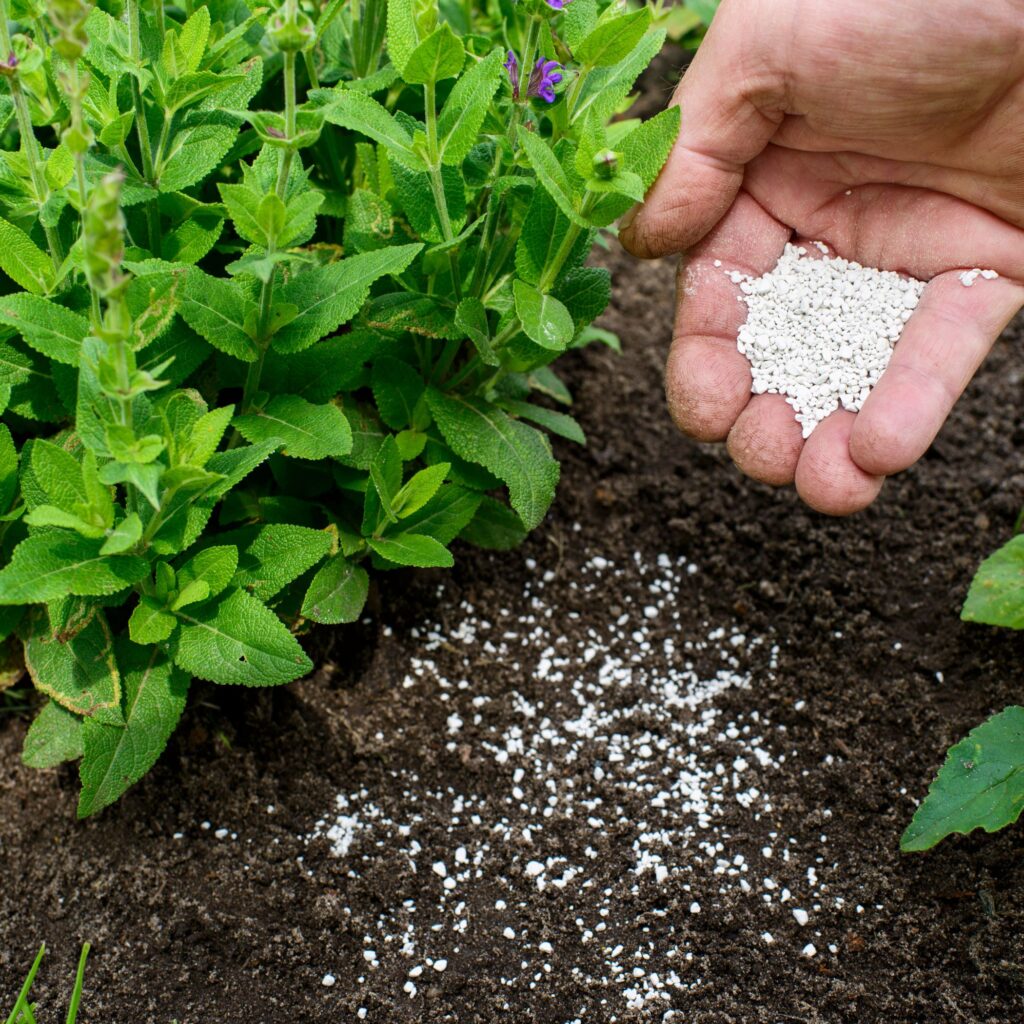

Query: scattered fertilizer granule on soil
[727,243,927,438]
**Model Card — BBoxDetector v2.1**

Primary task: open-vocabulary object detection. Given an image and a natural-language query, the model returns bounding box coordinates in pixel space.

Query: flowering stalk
[127,0,160,251]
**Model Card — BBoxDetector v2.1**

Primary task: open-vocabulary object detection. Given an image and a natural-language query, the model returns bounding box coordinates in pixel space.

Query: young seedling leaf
[962,535,1024,629]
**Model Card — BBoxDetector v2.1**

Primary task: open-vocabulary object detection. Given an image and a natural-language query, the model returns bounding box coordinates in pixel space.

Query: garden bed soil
[2,49,1024,1024]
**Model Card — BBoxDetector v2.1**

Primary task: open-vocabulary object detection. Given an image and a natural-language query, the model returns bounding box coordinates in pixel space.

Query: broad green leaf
[0,218,55,294]
[455,296,498,366]
[100,514,143,555]
[400,484,482,544]
[0,422,18,512]
[426,389,559,531]
[565,0,598,49]
[179,269,257,361]
[517,127,587,227]
[574,29,665,124]
[502,400,586,444]
[159,123,239,193]
[555,265,612,328]
[438,48,503,164]
[902,706,1024,851]
[234,524,332,601]
[372,355,425,430]
[513,280,575,351]
[403,24,465,84]
[234,395,353,459]
[369,533,454,568]
[78,645,190,817]
[0,534,148,604]
[319,89,427,171]
[301,556,370,624]
[177,545,238,599]
[23,699,84,769]
[129,595,178,644]
[31,439,87,513]
[271,245,422,353]
[392,462,449,518]
[576,8,653,68]
[386,0,420,76]
[963,535,1024,629]
[460,495,528,550]
[0,294,88,365]
[171,588,312,687]
[23,611,122,724]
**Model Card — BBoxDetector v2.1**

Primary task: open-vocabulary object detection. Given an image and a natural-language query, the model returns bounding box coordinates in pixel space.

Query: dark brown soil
[3,47,1024,1024]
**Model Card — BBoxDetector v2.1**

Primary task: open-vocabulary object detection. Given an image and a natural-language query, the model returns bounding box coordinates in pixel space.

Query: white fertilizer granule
[727,243,926,438]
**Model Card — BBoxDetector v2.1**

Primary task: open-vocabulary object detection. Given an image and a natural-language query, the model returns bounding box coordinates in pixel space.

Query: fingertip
[665,335,751,442]
[727,395,803,486]
[795,412,884,515]
[848,377,937,476]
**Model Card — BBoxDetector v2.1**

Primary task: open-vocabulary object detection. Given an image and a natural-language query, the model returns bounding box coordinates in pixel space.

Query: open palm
[621,0,1024,513]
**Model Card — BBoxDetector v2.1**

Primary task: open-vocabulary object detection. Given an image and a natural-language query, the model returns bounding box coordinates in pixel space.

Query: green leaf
[78,645,190,817]
[901,706,1024,851]
[438,49,503,165]
[129,595,178,644]
[22,699,84,769]
[386,0,420,76]
[517,127,587,227]
[234,395,353,459]
[319,89,427,171]
[179,269,258,361]
[301,556,370,624]
[0,422,18,513]
[460,495,528,550]
[0,294,88,365]
[100,513,143,555]
[23,611,122,725]
[513,279,575,351]
[369,533,454,568]
[171,588,312,687]
[0,218,55,294]
[962,535,1024,629]
[565,0,598,49]
[426,389,559,531]
[372,355,425,430]
[554,266,612,328]
[0,534,148,604]
[502,400,586,444]
[234,524,332,601]
[575,29,665,124]
[403,24,465,84]
[455,296,498,366]
[400,483,482,543]
[392,462,449,518]
[576,8,653,68]
[177,545,238,599]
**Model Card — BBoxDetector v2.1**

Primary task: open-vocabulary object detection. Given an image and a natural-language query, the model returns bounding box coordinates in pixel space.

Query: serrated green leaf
[100,513,143,555]
[177,545,238,599]
[179,269,257,361]
[129,595,178,644]
[517,127,587,227]
[319,89,427,171]
[902,706,1024,851]
[513,279,574,351]
[574,29,665,124]
[502,400,586,444]
[438,48,503,164]
[455,296,498,366]
[171,588,312,687]
[78,644,190,817]
[962,535,1024,629]
[0,534,148,604]
[24,610,122,724]
[22,699,84,769]
[301,555,369,624]
[426,389,559,531]
[392,462,449,518]
[372,355,425,430]
[0,294,88,365]
[234,524,332,601]
[0,422,18,513]
[271,245,422,353]
[234,395,353,459]
[576,8,653,67]
[386,0,420,76]
[369,532,454,568]
[554,265,611,327]
[403,24,465,84]
[460,495,529,550]
[0,218,55,295]
[400,483,481,543]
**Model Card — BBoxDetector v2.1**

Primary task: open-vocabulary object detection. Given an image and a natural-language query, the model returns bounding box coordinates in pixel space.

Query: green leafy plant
[0,0,678,814]
[5,943,90,1024]
[902,536,1024,850]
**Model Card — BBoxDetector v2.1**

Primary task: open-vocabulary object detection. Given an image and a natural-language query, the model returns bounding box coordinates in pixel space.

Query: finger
[849,271,1024,476]
[727,394,804,486]
[667,192,790,441]
[795,410,884,515]
[619,0,786,259]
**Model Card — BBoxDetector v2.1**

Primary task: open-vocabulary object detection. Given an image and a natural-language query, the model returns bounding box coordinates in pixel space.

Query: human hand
[620,0,1024,514]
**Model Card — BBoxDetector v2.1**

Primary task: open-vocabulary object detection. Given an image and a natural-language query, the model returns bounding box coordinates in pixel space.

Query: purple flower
[504,50,520,101]
[544,0,571,8]
[527,58,563,104]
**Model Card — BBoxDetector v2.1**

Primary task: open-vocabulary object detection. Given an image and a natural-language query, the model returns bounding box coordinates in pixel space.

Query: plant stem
[127,0,161,251]
[424,79,462,296]
[565,64,589,122]
[67,59,101,326]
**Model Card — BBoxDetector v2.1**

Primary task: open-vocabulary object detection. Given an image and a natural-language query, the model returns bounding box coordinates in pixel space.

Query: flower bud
[49,0,92,61]
[268,6,315,53]
[83,170,127,299]
[592,149,619,180]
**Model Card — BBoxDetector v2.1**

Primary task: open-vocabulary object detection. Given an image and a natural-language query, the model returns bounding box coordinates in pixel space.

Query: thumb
[620,0,786,259]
